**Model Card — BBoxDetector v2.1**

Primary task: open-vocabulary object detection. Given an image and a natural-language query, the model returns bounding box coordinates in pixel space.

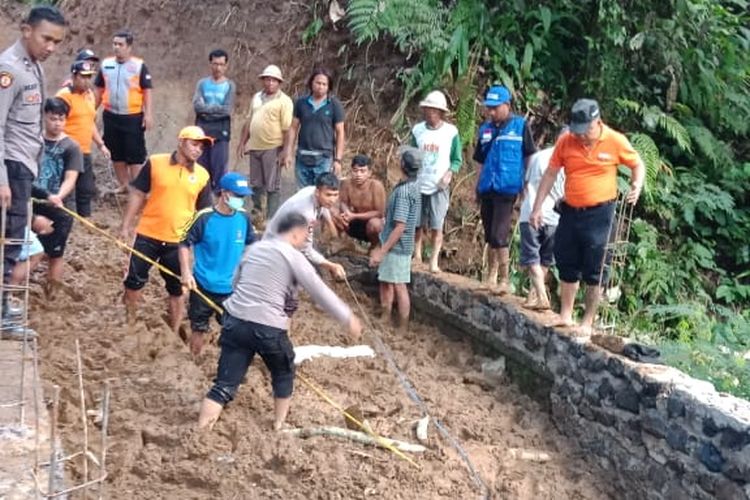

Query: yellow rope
[34,198,421,468]
[295,373,421,469]
[32,198,223,315]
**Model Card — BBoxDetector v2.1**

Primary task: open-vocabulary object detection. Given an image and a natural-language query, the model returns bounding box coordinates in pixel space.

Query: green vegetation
[347,0,750,396]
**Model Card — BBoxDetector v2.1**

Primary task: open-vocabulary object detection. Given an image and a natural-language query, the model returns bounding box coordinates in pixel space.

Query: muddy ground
[21,195,618,500]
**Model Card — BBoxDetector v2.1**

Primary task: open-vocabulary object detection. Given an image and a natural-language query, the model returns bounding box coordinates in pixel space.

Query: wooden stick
[33,338,40,475]
[283,426,427,453]
[47,473,108,498]
[48,385,60,495]
[98,381,111,500]
[75,339,89,491]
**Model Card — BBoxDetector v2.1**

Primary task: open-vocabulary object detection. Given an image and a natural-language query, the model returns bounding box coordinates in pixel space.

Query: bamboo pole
[98,381,111,500]
[47,385,60,494]
[75,339,89,493]
[283,426,427,453]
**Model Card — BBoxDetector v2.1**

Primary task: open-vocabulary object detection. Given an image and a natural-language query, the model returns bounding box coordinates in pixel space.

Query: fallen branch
[283,426,427,453]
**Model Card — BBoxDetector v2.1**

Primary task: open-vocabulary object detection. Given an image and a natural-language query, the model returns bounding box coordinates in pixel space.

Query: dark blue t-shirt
[293,95,345,154]
[180,207,256,294]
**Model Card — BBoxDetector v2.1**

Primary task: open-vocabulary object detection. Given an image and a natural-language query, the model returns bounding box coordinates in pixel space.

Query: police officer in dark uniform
[0,5,65,335]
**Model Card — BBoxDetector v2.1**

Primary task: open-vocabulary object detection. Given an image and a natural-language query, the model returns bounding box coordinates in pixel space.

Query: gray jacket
[0,40,45,184]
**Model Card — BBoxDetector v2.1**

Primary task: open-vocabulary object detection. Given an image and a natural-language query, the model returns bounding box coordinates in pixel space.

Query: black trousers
[73,154,96,217]
[3,160,33,282]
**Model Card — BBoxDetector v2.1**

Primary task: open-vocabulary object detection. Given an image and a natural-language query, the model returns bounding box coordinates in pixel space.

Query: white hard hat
[259,64,284,82]
[419,90,449,112]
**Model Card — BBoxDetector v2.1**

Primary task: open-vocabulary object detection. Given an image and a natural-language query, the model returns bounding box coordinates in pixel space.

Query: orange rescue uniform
[56,87,96,154]
[135,153,211,243]
[549,125,640,208]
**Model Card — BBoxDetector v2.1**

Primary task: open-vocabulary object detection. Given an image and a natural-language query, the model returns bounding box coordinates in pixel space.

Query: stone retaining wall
[343,257,750,500]
[404,270,750,500]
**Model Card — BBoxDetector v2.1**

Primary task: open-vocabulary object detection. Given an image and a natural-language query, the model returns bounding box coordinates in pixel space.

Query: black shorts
[207,314,296,404]
[554,201,616,286]
[103,110,147,165]
[123,234,183,296]
[480,194,516,248]
[346,219,369,242]
[188,283,230,332]
[33,202,74,259]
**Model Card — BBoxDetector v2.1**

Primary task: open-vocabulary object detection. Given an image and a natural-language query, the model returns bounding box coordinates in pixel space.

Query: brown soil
[3,1,619,497]
[21,198,617,499]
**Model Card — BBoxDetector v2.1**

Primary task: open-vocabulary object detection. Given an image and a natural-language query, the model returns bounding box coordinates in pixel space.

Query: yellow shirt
[247,90,293,150]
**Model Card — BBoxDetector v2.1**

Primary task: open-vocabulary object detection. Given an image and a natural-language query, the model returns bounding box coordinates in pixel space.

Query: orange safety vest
[136,153,210,243]
[100,56,146,115]
[56,86,96,154]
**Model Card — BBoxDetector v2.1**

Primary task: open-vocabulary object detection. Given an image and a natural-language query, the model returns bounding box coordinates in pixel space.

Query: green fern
[657,113,692,154]
[347,0,382,44]
[686,124,734,168]
[629,132,664,204]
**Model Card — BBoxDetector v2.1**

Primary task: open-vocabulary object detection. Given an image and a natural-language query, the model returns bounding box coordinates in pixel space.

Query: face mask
[227,196,244,211]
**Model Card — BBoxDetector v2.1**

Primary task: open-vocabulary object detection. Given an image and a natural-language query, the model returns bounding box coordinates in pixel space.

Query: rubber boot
[266,191,281,220]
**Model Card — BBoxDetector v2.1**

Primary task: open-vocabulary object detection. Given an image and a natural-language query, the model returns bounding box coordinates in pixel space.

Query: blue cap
[484,86,511,107]
[219,172,253,196]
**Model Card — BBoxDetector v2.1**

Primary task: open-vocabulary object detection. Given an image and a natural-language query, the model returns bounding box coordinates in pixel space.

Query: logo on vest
[481,130,492,144]
[597,152,613,161]
[0,71,13,89]
[188,174,197,183]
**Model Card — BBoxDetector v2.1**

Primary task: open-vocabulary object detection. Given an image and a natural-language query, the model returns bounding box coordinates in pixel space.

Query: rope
[34,198,420,468]
[343,278,490,500]
[32,198,223,315]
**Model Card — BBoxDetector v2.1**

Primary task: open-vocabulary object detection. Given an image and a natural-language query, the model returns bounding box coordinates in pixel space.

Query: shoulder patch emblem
[0,71,14,89]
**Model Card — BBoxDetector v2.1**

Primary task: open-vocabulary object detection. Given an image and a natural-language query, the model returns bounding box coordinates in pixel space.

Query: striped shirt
[380,178,421,255]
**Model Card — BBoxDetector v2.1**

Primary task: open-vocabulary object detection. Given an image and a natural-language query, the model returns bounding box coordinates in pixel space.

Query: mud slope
[22,199,617,500]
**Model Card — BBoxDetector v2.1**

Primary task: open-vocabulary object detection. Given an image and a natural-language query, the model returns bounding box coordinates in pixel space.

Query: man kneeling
[198,212,362,430]
[333,154,385,248]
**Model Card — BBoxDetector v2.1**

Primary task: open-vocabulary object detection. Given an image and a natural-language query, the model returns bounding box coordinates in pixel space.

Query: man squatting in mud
[198,211,362,430]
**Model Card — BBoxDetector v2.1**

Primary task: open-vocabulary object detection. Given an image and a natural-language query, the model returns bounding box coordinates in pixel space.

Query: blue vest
[477,115,526,195]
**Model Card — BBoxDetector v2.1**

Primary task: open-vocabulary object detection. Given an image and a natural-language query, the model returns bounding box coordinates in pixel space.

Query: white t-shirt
[519,147,565,226]
[412,121,459,195]
[264,186,330,265]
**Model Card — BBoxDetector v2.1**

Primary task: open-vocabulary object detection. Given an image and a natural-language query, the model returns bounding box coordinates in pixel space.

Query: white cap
[259,64,284,82]
[419,90,449,112]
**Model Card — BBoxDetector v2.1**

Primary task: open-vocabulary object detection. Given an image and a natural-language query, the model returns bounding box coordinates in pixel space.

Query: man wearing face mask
[178,172,256,356]
[120,126,213,333]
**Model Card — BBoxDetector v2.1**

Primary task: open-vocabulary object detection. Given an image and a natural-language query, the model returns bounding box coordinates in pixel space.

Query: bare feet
[546,316,576,329]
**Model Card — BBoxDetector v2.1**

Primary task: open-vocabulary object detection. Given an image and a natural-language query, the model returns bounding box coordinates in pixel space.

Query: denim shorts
[207,314,296,405]
[295,154,332,189]
[520,222,557,267]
